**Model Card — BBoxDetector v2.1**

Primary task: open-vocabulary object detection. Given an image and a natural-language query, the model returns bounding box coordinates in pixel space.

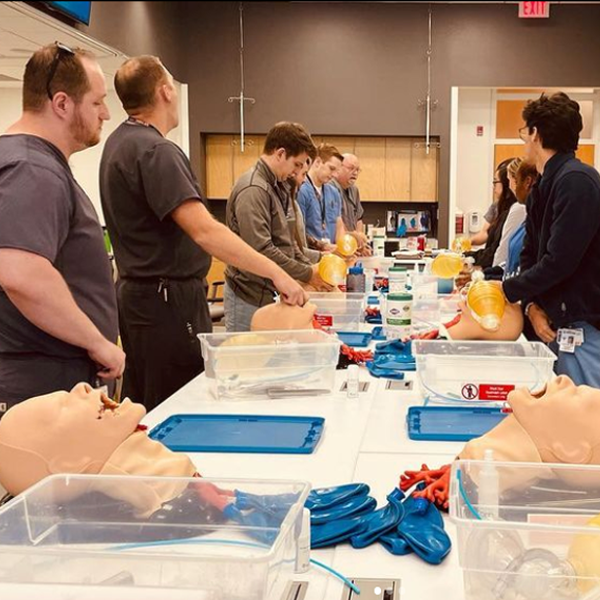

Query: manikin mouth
[98,394,119,418]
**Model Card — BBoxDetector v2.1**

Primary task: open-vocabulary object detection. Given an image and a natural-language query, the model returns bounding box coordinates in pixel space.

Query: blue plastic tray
[336,331,373,347]
[407,406,507,442]
[149,414,325,454]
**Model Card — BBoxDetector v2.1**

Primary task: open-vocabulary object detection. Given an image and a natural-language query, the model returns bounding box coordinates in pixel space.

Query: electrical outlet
[281,581,308,600]
[385,379,413,391]
[341,578,401,600]
[340,381,370,393]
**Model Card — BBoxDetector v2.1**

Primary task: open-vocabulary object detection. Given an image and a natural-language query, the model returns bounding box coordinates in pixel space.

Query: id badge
[557,328,584,354]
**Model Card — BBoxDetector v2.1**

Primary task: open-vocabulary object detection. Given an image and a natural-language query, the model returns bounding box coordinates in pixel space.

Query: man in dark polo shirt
[0,43,124,417]
[100,56,306,410]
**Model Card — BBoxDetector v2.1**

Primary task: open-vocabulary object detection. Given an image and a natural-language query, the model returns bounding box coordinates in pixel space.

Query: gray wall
[178,2,600,244]
[75,1,187,81]
[75,2,600,244]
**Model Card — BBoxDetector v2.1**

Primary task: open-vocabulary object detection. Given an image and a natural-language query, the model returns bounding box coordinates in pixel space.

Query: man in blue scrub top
[297,143,346,245]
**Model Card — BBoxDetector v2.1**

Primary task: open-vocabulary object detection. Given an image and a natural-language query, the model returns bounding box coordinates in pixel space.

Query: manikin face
[0,383,145,495]
[69,58,110,150]
[448,299,523,342]
[251,301,318,331]
[508,376,600,465]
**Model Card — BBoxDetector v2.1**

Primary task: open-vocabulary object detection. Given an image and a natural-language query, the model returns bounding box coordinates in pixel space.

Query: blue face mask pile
[366,339,417,379]
[307,482,451,565]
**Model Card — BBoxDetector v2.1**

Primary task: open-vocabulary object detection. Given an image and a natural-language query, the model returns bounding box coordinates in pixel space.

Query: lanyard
[126,116,162,136]
[307,175,327,231]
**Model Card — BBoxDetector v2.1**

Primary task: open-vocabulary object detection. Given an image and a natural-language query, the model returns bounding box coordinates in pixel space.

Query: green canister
[384,293,412,340]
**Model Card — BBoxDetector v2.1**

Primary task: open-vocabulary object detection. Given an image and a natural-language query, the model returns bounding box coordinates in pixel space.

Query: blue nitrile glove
[310,494,377,525]
[365,313,383,324]
[371,326,387,340]
[223,503,280,545]
[366,361,406,380]
[234,490,299,517]
[374,339,413,358]
[379,495,451,564]
[349,488,405,549]
[372,354,416,370]
[311,515,369,549]
[305,483,370,511]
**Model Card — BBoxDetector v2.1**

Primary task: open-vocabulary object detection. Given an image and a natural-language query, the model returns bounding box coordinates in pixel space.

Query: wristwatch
[524,302,535,318]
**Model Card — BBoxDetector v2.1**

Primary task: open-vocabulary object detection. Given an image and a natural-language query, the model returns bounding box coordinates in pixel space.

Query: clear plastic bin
[450,459,600,600]
[357,256,395,275]
[308,292,366,331]
[198,329,341,400]
[0,474,310,600]
[413,340,557,406]
[411,294,462,334]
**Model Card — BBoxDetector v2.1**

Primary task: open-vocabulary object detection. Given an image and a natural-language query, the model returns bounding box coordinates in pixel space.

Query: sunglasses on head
[46,42,75,100]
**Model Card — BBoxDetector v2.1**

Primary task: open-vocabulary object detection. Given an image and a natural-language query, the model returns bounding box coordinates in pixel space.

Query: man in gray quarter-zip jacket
[225,122,332,331]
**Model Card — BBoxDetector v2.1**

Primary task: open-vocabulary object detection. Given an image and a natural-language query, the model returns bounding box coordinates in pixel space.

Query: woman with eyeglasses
[466,157,518,270]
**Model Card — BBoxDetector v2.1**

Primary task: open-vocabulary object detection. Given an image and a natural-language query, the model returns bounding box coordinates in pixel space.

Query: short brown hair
[263,122,316,159]
[115,55,168,112]
[23,44,93,112]
[316,142,343,163]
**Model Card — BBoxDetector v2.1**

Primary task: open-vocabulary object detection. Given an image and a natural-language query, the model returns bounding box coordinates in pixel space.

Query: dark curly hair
[522,92,582,153]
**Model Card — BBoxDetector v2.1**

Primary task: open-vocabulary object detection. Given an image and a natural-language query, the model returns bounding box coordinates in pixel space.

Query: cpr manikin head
[447,299,523,341]
[461,376,600,490]
[0,383,144,495]
[509,376,600,467]
[251,301,317,331]
[0,383,195,515]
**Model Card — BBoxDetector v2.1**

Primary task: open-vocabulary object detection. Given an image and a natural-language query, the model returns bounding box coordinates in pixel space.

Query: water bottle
[346,265,366,293]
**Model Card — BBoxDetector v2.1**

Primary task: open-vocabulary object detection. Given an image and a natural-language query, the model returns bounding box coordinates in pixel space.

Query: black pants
[117,278,212,412]
[0,354,98,419]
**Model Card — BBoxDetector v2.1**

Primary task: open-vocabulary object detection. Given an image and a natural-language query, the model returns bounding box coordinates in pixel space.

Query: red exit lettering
[519,2,550,19]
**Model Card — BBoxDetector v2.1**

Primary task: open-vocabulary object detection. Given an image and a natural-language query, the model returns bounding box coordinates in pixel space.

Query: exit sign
[519,2,550,18]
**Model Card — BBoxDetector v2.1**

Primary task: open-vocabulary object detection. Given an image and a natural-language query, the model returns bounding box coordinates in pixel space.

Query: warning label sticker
[314,314,333,328]
[479,384,515,401]
[461,383,479,400]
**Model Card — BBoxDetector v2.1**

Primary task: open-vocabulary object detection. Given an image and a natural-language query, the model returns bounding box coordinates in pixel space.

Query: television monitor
[42,2,92,26]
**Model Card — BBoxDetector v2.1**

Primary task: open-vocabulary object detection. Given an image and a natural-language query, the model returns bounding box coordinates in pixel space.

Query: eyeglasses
[344,165,362,174]
[46,42,75,100]
[518,125,530,141]
[493,179,501,185]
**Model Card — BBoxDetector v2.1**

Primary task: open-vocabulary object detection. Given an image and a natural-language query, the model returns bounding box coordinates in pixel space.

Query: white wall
[1,82,188,225]
[455,88,495,233]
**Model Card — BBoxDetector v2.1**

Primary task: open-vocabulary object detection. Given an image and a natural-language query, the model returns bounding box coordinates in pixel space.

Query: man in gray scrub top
[0,43,125,417]
[100,56,306,411]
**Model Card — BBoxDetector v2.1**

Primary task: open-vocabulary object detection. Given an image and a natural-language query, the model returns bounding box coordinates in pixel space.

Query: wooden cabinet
[204,134,439,203]
[206,135,265,200]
